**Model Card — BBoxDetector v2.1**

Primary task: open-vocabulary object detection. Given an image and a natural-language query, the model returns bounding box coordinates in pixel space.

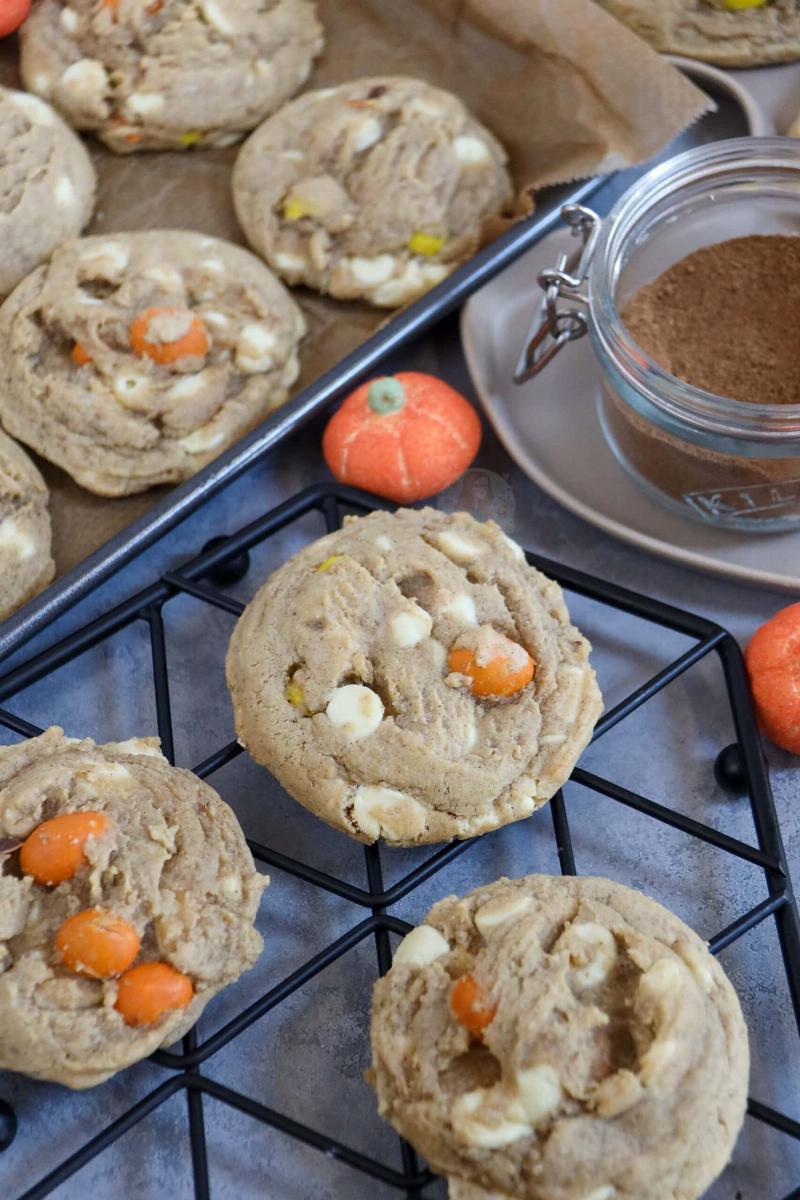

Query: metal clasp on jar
[514,205,601,384]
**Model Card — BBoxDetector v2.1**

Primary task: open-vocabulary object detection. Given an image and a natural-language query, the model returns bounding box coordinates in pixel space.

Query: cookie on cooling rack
[0,85,95,298]
[0,429,55,623]
[370,874,749,1200]
[0,230,305,496]
[225,508,602,846]
[595,0,800,66]
[0,727,267,1088]
[232,77,513,307]
[19,0,324,153]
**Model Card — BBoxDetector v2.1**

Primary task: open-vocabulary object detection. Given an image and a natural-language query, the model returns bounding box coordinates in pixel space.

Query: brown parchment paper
[0,0,708,576]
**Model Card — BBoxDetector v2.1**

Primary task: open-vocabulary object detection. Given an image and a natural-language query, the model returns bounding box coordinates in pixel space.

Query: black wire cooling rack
[0,482,799,1200]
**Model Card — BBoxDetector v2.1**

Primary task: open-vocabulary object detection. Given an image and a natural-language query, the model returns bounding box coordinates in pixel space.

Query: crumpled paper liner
[0,1,707,577]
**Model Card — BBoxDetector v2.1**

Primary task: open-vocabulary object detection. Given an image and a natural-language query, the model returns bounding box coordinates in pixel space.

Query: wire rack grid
[0,482,798,1200]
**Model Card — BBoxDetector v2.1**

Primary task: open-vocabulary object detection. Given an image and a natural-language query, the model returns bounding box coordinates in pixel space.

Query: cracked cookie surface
[0,429,55,623]
[232,77,513,307]
[0,230,305,496]
[225,508,602,846]
[20,0,324,153]
[0,727,266,1088]
[370,875,749,1200]
[595,0,800,66]
[0,85,95,298]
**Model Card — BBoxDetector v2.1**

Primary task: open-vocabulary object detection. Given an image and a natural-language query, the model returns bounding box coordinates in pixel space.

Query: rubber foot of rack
[0,1100,17,1151]
[714,743,748,796]
[201,537,251,586]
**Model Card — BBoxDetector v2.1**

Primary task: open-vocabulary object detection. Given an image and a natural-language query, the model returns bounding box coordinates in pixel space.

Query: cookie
[595,0,800,66]
[0,85,95,298]
[0,429,55,623]
[226,509,602,846]
[0,727,267,1088]
[370,874,749,1200]
[232,77,513,307]
[0,231,305,496]
[19,0,324,153]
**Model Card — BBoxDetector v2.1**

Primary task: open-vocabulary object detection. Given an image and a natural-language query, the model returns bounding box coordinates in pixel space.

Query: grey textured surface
[2,170,799,1200]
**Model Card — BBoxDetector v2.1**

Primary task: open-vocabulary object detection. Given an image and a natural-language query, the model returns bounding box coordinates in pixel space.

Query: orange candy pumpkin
[745,603,800,754]
[322,372,481,504]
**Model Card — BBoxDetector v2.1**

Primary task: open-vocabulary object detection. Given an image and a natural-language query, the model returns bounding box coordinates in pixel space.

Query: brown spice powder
[622,235,800,405]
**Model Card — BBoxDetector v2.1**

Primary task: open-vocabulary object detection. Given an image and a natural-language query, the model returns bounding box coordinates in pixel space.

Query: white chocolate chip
[393,924,450,967]
[500,532,525,560]
[169,374,207,401]
[390,602,432,649]
[125,92,166,117]
[201,258,225,273]
[405,97,446,118]
[0,519,35,560]
[556,664,586,726]
[236,324,278,374]
[512,775,538,805]
[113,738,163,759]
[202,310,229,330]
[640,957,683,997]
[325,684,384,739]
[313,87,337,101]
[60,6,79,33]
[566,922,618,989]
[464,718,478,752]
[539,733,567,746]
[678,943,715,993]
[474,892,532,935]
[142,266,184,291]
[11,92,56,125]
[640,1035,677,1086]
[83,241,130,273]
[113,372,152,408]
[344,254,396,287]
[429,639,447,670]
[452,1090,530,1149]
[245,59,273,86]
[372,261,448,307]
[582,1190,617,1200]
[84,762,131,782]
[432,530,487,564]
[60,58,109,102]
[200,0,236,35]
[274,250,307,273]
[512,1064,562,1126]
[351,114,382,152]
[375,534,392,551]
[54,176,76,209]
[281,149,305,162]
[220,875,243,902]
[442,593,477,626]
[352,785,427,842]
[179,424,227,454]
[454,135,491,165]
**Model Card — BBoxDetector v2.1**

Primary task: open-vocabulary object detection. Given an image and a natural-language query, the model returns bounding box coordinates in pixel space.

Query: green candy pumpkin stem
[367,377,406,415]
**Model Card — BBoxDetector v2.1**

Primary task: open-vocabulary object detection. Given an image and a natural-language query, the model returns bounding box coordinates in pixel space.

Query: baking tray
[0,484,798,1199]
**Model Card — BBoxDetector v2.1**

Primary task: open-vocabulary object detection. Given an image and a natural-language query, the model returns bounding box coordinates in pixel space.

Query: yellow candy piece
[180,130,203,148]
[316,555,344,572]
[723,0,767,7]
[284,681,305,708]
[408,232,445,257]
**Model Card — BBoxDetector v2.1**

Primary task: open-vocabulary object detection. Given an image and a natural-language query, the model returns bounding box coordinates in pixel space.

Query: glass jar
[518,138,800,533]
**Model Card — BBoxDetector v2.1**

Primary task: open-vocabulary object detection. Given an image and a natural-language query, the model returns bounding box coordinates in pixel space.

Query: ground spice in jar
[622,235,800,404]
[601,235,800,526]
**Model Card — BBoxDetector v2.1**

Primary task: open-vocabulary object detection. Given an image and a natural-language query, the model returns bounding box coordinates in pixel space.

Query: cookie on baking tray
[595,0,800,67]
[0,230,305,496]
[0,727,267,1088]
[232,77,514,307]
[19,0,324,153]
[0,429,55,623]
[225,508,602,846]
[0,84,95,299]
[370,874,749,1200]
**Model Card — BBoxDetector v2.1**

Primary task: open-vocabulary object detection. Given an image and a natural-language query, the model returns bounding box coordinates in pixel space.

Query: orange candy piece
[745,602,800,754]
[115,961,194,1027]
[55,908,141,979]
[19,811,107,886]
[450,973,496,1039]
[129,306,209,365]
[71,342,92,367]
[448,642,534,698]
